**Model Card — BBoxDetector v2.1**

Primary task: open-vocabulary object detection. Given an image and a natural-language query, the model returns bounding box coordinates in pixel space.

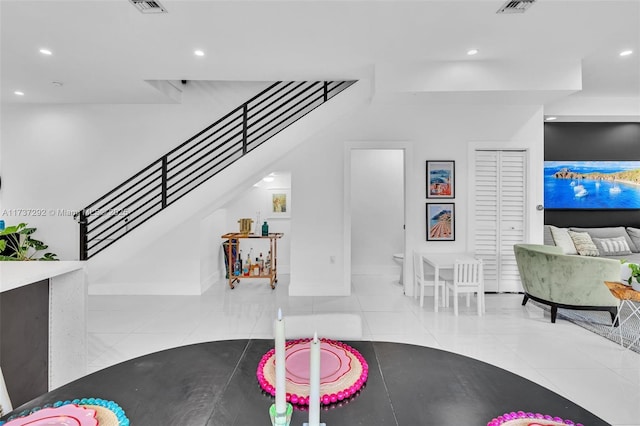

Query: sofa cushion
[568,230,600,256]
[627,227,640,253]
[592,236,632,256]
[543,225,555,246]
[549,226,577,254]
[569,226,638,253]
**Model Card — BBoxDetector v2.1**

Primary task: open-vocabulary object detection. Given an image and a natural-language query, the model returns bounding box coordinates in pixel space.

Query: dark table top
[2,339,609,425]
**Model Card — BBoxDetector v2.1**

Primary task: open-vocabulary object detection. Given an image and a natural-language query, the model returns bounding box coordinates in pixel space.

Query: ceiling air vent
[496,0,536,14]
[129,0,168,14]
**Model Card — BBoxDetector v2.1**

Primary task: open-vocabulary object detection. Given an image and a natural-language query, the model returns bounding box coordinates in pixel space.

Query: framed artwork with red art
[426,161,455,198]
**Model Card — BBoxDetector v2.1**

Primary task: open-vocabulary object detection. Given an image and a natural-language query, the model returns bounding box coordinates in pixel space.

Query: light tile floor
[88,274,640,426]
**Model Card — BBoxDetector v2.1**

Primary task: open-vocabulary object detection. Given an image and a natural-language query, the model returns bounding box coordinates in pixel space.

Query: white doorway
[347,147,406,291]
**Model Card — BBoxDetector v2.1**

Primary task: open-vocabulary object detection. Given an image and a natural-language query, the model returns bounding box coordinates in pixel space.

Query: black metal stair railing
[78,80,356,260]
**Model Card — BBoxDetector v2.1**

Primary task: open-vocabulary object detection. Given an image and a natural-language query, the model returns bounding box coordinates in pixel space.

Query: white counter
[0,261,85,293]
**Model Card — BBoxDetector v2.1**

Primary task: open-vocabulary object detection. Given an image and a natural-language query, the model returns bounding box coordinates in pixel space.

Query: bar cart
[221,232,283,289]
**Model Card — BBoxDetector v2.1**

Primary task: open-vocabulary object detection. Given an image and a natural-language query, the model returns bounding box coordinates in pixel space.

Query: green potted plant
[0,222,58,261]
[626,263,640,291]
[620,259,640,291]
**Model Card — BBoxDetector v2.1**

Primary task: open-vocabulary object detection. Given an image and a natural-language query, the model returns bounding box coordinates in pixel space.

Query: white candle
[308,332,321,426]
[274,308,286,414]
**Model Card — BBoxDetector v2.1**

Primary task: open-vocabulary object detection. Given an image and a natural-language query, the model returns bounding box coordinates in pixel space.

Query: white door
[474,150,526,292]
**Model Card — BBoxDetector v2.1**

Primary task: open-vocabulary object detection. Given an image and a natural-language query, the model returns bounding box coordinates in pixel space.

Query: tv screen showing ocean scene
[544,161,640,209]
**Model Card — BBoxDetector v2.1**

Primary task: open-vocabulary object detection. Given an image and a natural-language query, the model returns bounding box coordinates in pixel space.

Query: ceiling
[1,0,639,114]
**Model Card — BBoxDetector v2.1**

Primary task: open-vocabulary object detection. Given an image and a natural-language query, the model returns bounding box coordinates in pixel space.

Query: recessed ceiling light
[545,116,557,121]
[14,91,25,96]
[467,49,479,56]
[194,50,205,57]
[39,48,52,55]
[620,50,633,57]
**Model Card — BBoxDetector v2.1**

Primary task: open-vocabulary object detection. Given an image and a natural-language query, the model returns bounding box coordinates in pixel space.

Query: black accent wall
[544,122,640,228]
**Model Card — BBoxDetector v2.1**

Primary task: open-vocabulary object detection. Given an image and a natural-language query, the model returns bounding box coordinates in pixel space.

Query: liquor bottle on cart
[259,253,264,274]
[244,251,251,277]
[233,254,241,276]
[265,251,271,274]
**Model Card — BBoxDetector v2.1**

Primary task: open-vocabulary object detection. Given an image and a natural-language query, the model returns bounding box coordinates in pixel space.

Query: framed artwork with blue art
[544,160,640,209]
[426,161,454,199]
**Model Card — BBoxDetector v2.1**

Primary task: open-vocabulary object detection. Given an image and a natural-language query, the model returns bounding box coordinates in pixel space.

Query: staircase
[78,80,356,260]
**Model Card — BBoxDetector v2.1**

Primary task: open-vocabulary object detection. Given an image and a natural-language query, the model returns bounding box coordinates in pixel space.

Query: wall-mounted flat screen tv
[544,161,640,209]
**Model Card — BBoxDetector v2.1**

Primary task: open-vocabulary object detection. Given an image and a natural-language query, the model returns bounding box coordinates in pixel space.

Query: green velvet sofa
[513,244,620,324]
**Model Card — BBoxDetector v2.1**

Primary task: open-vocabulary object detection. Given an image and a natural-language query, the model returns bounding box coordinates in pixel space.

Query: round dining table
[1,339,608,425]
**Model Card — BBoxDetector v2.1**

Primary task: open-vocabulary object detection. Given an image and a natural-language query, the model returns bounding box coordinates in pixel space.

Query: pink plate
[6,405,97,426]
[285,341,350,384]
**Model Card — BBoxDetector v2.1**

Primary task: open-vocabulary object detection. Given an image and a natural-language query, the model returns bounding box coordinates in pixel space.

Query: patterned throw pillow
[570,226,638,253]
[592,236,632,256]
[567,231,600,256]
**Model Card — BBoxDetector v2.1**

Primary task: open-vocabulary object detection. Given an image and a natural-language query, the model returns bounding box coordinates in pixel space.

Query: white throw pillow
[626,227,640,253]
[592,236,632,256]
[549,226,577,255]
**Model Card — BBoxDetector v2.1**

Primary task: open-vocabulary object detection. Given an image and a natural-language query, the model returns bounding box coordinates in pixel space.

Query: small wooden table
[221,233,283,290]
[604,281,640,350]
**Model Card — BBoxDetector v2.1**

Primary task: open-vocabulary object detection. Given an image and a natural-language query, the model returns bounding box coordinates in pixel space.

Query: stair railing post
[323,81,328,102]
[79,209,88,260]
[161,156,168,209]
[242,104,248,155]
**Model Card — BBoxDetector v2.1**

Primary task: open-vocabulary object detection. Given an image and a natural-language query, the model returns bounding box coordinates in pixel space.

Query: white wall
[1,78,544,297]
[350,149,404,275]
[0,81,271,260]
[200,209,228,294]
[271,99,544,296]
[90,218,202,295]
[90,172,294,295]
[83,80,369,294]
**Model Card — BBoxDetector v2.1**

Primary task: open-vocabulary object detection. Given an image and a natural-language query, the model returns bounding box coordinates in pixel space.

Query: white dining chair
[413,251,443,308]
[443,258,485,316]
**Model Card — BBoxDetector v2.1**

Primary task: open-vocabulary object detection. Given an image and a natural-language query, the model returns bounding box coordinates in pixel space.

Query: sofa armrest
[514,244,619,307]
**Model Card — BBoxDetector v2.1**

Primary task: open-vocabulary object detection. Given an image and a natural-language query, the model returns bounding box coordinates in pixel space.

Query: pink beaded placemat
[256,338,368,406]
[1,398,128,426]
[4,405,97,426]
[487,410,584,426]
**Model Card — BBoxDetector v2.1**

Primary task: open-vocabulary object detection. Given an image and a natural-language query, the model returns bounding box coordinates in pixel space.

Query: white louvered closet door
[474,150,526,292]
